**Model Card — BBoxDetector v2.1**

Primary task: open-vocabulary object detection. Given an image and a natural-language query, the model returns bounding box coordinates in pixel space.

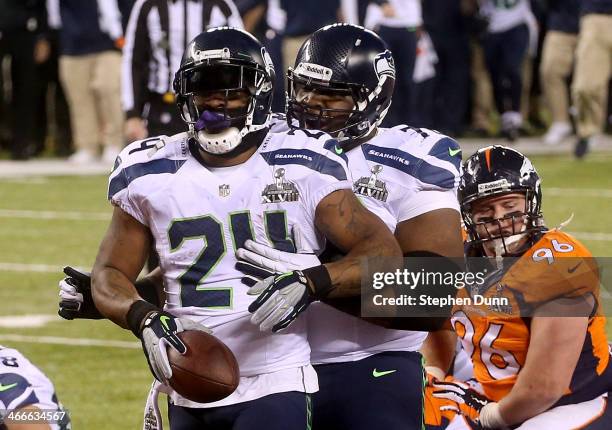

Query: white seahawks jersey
[108,129,351,405]
[307,125,462,364]
[0,346,69,429]
[481,0,531,33]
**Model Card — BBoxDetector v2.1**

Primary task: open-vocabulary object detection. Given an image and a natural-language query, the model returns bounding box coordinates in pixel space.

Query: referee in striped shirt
[122,0,243,142]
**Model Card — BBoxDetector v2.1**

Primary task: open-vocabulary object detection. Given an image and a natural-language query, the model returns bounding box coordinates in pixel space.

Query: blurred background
[0,0,611,427]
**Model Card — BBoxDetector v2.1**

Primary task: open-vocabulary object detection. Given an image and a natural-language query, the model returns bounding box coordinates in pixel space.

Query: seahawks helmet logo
[374,50,395,80]
[261,47,275,75]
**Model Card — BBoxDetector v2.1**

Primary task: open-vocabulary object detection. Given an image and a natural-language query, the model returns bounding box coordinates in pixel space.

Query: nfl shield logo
[219,184,230,197]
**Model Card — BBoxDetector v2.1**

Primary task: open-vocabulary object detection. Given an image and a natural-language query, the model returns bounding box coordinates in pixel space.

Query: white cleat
[68,149,97,164]
[543,122,572,145]
[102,146,121,165]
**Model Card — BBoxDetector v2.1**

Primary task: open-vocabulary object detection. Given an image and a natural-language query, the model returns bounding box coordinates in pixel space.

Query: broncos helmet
[459,146,545,256]
[173,27,275,154]
[286,23,395,143]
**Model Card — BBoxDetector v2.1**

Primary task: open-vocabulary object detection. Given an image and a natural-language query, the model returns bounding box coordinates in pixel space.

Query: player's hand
[248,270,318,332]
[235,226,321,287]
[58,266,104,320]
[432,379,491,422]
[139,311,211,383]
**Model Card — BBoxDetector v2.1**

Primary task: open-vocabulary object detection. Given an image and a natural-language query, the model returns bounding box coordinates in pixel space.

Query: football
[167,330,240,403]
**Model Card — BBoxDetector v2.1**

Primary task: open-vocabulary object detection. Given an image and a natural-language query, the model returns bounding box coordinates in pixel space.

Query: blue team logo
[354,165,388,202]
[261,168,300,203]
[374,50,395,80]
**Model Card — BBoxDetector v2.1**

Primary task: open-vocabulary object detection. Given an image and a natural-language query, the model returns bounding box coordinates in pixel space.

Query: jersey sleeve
[300,140,353,222]
[0,373,39,411]
[395,134,461,222]
[107,136,186,226]
[505,231,600,305]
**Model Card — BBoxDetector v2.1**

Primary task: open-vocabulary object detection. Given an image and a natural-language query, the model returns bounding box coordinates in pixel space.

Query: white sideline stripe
[0,334,140,349]
[0,263,68,273]
[0,314,59,328]
[547,188,612,198]
[567,232,612,242]
[0,209,110,221]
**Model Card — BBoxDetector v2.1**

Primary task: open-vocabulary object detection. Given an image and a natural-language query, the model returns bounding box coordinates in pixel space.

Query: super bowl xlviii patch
[261,168,299,203]
[219,184,230,197]
[353,165,388,202]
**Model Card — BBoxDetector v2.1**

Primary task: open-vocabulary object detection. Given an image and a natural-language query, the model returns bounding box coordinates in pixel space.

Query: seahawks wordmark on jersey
[108,129,350,407]
[308,125,462,364]
[0,346,70,430]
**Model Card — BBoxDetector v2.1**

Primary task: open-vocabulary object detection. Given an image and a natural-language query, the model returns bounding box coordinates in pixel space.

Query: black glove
[58,266,103,320]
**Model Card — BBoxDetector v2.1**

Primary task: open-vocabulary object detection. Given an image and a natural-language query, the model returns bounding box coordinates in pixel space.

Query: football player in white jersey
[236,24,465,430]
[0,345,70,430]
[89,27,400,430]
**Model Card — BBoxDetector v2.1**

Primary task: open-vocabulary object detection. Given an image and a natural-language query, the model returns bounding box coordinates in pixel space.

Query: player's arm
[91,206,151,328]
[313,188,403,298]
[357,206,465,331]
[493,313,589,427]
[58,266,165,320]
[420,328,457,380]
[247,189,402,332]
[91,206,209,383]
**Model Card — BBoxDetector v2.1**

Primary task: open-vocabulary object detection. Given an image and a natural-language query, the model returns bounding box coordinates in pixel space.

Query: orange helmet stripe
[485,148,492,172]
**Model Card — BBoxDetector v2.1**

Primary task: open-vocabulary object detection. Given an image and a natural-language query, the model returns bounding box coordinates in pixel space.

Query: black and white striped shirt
[122,0,243,118]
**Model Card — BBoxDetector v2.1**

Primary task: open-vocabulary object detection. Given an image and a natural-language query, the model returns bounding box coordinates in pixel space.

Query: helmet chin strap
[490,223,528,267]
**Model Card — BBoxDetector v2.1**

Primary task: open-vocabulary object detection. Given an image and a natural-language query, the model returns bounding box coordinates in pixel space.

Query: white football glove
[235,225,321,286]
[247,270,317,332]
[59,279,83,304]
[139,312,212,383]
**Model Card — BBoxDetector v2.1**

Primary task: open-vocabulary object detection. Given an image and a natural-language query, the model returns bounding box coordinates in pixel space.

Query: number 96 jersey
[451,230,610,404]
[108,130,351,403]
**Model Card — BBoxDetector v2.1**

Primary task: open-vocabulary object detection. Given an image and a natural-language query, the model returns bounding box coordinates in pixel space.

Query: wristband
[303,265,333,299]
[479,402,508,429]
[126,300,159,337]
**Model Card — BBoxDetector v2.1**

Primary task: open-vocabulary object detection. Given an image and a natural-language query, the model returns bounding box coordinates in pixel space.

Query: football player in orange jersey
[425,145,612,429]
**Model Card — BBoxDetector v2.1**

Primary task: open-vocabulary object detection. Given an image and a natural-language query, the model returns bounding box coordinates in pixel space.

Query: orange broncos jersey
[451,230,609,403]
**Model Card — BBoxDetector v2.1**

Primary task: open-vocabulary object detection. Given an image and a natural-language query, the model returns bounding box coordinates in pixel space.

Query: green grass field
[0,154,611,428]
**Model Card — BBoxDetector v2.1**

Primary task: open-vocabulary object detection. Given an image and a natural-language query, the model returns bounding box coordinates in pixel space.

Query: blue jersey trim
[361,144,456,189]
[108,158,187,199]
[428,137,462,171]
[323,139,348,163]
[260,149,347,181]
[0,373,36,409]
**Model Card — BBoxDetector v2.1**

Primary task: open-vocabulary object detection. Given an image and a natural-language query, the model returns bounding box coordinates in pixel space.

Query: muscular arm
[394,208,464,258]
[362,208,465,332]
[498,315,589,425]
[420,328,457,378]
[315,189,402,298]
[91,206,151,329]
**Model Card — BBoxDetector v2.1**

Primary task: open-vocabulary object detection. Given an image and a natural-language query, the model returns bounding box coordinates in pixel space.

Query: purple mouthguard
[195,110,232,132]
